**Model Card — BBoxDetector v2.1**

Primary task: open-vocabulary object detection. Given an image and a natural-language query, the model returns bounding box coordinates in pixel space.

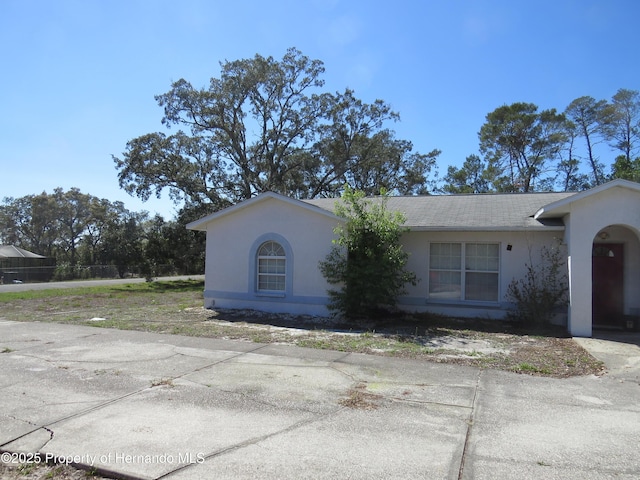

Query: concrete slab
[15,386,318,479]
[574,332,640,383]
[463,370,640,479]
[0,346,148,445]
[169,402,469,480]
[183,359,352,414]
[1,321,640,480]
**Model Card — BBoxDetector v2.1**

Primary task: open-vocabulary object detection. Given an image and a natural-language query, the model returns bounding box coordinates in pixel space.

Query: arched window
[257,241,286,291]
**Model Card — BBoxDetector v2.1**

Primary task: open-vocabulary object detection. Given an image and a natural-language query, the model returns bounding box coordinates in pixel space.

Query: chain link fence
[0,264,186,284]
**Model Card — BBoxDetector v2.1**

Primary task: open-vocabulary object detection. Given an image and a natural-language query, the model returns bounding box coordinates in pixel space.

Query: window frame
[256,241,286,292]
[428,242,500,303]
[248,233,293,298]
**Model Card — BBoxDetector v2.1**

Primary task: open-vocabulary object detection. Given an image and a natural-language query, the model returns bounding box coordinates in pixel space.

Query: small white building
[187,179,640,337]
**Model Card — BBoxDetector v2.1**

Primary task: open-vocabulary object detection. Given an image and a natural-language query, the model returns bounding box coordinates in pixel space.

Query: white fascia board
[186,192,342,231]
[535,179,640,220]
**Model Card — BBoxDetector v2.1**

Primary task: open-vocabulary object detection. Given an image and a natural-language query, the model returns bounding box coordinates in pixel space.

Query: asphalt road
[0,275,204,293]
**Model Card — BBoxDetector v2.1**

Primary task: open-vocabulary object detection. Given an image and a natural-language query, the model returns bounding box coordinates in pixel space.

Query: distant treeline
[0,187,206,280]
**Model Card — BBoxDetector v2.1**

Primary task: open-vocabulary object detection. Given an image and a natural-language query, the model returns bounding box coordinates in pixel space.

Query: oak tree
[114,49,439,209]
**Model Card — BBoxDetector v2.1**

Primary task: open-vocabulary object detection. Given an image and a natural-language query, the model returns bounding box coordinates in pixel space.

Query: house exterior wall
[601,226,640,319]
[195,181,640,337]
[202,197,339,315]
[200,197,569,321]
[564,186,640,337]
[399,229,566,319]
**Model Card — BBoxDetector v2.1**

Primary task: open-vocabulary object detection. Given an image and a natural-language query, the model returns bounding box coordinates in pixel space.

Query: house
[187,179,640,337]
[0,245,55,283]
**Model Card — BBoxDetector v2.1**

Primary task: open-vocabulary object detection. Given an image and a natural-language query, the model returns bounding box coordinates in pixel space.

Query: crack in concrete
[0,414,54,450]
[0,386,155,450]
[39,425,54,449]
[385,393,475,410]
[152,346,480,478]
[4,340,479,479]
[22,351,182,365]
[155,405,346,480]
[457,370,482,480]
[159,343,270,386]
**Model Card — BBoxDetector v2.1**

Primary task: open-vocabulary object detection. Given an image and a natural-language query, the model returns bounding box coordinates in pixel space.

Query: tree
[601,88,640,163]
[0,193,59,256]
[610,154,640,182]
[307,89,440,196]
[140,209,205,277]
[80,198,123,266]
[479,103,567,192]
[54,187,92,266]
[564,96,608,185]
[0,189,183,279]
[114,49,439,209]
[99,210,148,278]
[142,214,171,278]
[441,154,490,194]
[555,120,592,191]
[319,186,418,318]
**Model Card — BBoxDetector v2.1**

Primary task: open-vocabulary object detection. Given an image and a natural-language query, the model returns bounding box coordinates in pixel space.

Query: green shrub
[319,186,418,319]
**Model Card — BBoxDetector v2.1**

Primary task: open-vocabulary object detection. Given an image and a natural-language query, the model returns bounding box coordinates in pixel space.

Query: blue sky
[1,0,638,219]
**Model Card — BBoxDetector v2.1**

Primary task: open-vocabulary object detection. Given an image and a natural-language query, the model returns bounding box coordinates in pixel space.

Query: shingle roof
[303,192,574,231]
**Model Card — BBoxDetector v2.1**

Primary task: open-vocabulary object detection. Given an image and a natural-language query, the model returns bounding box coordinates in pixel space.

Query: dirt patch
[0,290,605,379]
[339,383,384,410]
[197,308,605,378]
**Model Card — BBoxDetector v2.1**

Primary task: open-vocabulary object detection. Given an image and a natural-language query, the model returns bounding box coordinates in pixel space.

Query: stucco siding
[565,186,640,336]
[190,181,640,337]
[602,226,640,317]
[202,197,339,315]
[202,199,568,320]
[399,230,565,319]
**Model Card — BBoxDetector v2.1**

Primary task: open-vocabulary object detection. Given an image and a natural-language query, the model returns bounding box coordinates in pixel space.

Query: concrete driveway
[1,321,639,480]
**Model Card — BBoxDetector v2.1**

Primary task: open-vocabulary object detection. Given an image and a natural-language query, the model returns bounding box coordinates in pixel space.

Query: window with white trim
[429,242,499,301]
[257,241,286,292]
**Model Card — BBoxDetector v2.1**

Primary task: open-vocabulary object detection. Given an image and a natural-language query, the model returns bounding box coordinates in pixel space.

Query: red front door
[592,243,624,327]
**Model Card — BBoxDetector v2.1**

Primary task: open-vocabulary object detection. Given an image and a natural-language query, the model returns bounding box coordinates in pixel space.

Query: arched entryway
[535,180,640,336]
[592,225,640,330]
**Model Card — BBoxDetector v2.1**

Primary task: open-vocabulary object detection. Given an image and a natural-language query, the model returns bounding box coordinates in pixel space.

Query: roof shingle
[303,192,573,231]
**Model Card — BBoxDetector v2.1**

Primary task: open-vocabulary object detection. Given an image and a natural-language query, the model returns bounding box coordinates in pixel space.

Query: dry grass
[0,280,605,379]
[0,462,107,480]
[0,280,608,479]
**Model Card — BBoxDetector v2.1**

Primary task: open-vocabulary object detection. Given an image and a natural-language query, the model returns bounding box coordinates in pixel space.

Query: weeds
[151,378,174,388]
[339,383,383,410]
[17,463,36,474]
[0,280,604,378]
[513,362,552,375]
[506,243,568,327]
